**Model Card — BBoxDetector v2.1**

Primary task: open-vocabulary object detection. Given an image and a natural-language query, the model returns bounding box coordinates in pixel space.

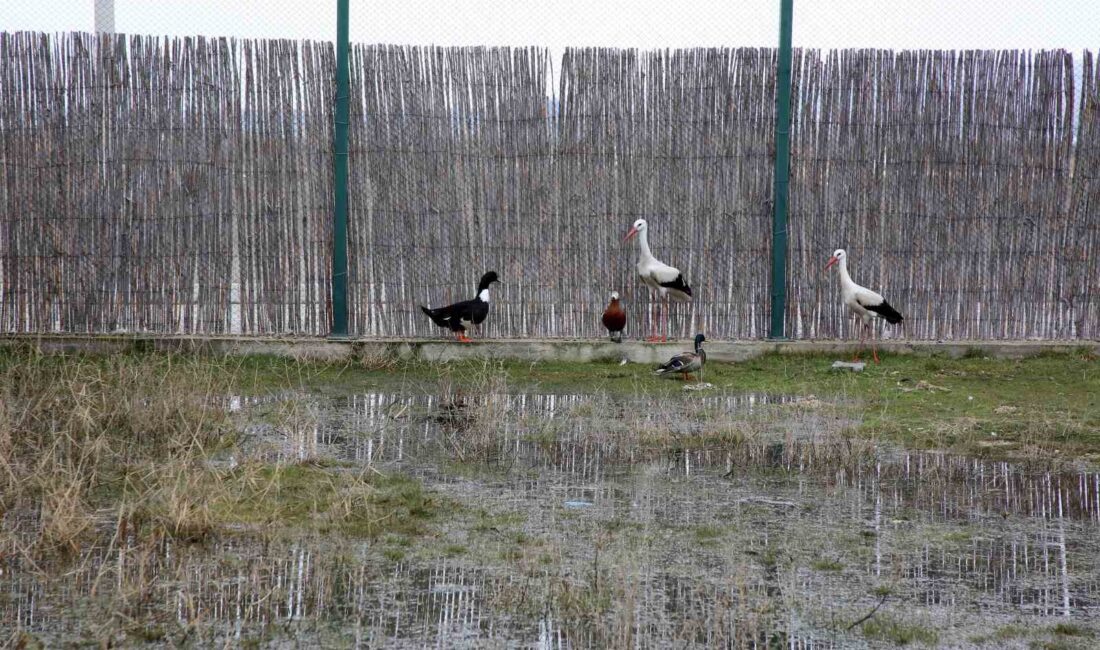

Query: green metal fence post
[769,0,793,340]
[330,0,350,338]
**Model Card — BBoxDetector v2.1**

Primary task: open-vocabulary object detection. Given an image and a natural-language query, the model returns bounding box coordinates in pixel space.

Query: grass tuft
[861,615,939,646]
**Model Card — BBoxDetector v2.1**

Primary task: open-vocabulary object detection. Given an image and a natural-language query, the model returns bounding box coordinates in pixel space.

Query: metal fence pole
[330,0,350,337]
[769,0,793,340]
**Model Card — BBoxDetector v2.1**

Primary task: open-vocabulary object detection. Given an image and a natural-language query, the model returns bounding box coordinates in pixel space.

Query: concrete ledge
[2,334,1097,364]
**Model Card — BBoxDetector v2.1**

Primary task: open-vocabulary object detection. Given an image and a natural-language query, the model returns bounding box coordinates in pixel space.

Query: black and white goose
[824,249,902,363]
[420,271,500,343]
[655,333,706,381]
[623,218,692,342]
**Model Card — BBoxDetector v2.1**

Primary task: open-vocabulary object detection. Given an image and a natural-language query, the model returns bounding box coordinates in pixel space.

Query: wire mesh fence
[1,4,1098,339]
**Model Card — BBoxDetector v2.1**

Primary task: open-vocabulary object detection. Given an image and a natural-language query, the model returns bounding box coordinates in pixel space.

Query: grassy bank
[0,351,441,557]
[5,347,1095,462]
[6,346,1098,453]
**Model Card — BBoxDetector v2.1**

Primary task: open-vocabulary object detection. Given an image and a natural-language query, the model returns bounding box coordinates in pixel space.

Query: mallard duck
[420,271,500,342]
[824,249,903,363]
[623,218,692,342]
[601,291,626,342]
[655,333,706,381]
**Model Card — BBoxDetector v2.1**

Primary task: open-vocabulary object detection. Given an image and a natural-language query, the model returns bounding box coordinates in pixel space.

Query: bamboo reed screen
[1,34,1096,339]
[0,32,332,335]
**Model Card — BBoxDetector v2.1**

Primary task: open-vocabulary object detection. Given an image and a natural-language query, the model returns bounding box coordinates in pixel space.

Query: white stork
[824,249,903,363]
[623,218,692,342]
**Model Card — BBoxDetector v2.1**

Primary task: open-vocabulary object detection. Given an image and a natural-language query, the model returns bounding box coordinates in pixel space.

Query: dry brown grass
[0,351,441,567]
[431,360,513,462]
[0,352,234,555]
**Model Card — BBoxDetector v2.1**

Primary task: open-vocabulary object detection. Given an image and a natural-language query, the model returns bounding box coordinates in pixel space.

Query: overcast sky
[3,0,1098,54]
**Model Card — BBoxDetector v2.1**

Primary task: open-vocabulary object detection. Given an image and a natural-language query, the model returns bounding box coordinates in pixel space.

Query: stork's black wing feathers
[866,300,903,324]
[658,273,692,297]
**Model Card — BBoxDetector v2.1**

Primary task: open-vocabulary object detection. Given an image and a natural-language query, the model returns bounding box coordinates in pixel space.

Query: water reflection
[3,389,1098,646]
[253,391,1100,524]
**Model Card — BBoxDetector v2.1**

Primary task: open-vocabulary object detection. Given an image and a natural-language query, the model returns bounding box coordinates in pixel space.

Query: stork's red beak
[824,256,838,273]
[623,226,639,242]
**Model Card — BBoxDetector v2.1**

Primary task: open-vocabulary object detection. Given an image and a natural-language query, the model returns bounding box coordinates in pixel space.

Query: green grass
[943,618,1094,647]
[1051,623,1092,637]
[691,525,725,547]
[693,525,724,542]
[523,356,1091,457]
[811,558,844,571]
[1031,640,1094,650]
[861,615,939,646]
[110,460,444,542]
[443,543,468,557]
[990,624,1031,640]
[208,464,442,538]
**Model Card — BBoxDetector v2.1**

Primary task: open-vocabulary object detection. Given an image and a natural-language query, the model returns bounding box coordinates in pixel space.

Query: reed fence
[1,33,1096,339]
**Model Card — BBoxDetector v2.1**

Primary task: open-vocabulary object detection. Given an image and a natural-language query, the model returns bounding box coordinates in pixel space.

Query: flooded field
[3,362,1099,648]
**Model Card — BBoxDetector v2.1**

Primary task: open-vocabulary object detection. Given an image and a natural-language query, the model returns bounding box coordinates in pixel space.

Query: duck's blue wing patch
[663,353,693,370]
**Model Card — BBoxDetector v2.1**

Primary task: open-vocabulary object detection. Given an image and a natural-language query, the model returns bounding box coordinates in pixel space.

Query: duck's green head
[694,333,706,349]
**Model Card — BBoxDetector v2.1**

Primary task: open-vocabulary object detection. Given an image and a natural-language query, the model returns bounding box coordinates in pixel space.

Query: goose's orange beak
[824,256,838,273]
[623,226,639,242]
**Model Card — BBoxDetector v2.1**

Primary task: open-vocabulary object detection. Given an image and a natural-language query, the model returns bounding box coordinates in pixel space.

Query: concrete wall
[2,335,1097,364]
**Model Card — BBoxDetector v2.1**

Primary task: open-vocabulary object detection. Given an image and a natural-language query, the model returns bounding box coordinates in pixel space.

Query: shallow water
[4,388,1099,647]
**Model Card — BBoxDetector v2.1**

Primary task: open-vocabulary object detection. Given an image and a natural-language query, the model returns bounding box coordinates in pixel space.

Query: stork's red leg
[646,299,664,342]
[660,296,668,343]
[853,323,865,362]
